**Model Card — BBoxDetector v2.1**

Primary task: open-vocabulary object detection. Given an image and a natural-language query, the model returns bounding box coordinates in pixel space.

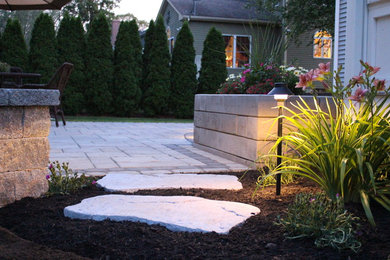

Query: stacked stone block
[0,89,59,207]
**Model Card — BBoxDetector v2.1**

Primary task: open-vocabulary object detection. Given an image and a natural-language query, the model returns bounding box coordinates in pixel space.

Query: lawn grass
[65,116,193,123]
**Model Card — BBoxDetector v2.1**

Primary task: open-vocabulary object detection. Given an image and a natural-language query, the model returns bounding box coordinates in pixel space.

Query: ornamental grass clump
[258,61,390,226]
[46,161,96,195]
[275,193,362,252]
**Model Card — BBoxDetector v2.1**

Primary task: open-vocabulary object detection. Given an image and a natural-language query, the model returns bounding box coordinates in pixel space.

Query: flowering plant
[217,62,305,94]
[258,60,390,226]
[47,161,97,195]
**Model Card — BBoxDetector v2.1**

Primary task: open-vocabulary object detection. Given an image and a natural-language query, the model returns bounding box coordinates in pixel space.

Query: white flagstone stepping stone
[64,195,260,234]
[97,173,243,192]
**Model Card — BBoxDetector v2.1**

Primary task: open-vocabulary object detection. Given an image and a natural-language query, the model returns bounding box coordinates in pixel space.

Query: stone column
[0,88,60,207]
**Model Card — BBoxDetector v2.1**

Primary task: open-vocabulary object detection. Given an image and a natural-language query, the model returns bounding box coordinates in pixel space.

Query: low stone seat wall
[0,88,59,207]
[193,94,334,166]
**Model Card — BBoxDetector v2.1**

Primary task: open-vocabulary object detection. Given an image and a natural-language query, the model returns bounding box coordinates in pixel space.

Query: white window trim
[313,32,333,59]
[168,37,174,54]
[222,34,252,68]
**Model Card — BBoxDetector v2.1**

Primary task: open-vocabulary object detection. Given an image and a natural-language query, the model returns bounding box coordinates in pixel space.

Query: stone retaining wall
[0,89,59,207]
[194,94,334,166]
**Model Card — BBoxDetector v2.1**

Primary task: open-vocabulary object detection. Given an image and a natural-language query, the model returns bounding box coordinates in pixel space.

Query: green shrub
[57,14,86,115]
[141,20,154,102]
[0,61,10,72]
[85,13,113,115]
[46,161,96,195]
[170,21,197,118]
[1,19,28,70]
[275,193,361,252]
[143,15,171,116]
[198,27,227,94]
[258,61,390,226]
[29,13,58,82]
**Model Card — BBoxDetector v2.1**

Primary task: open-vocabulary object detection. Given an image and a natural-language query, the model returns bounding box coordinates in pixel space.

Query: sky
[114,0,163,22]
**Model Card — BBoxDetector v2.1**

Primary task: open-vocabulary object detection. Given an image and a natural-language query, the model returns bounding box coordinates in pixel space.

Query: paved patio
[49,122,249,176]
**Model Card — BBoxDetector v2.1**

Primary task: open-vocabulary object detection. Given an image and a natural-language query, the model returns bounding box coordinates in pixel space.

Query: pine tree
[128,20,143,87]
[85,13,113,115]
[198,27,227,94]
[170,21,197,118]
[112,21,142,116]
[29,13,58,82]
[143,16,171,116]
[141,20,154,100]
[57,14,86,115]
[1,19,28,69]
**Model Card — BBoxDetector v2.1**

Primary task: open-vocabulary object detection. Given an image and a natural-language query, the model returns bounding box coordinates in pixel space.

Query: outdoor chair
[23,63,74,127]
[0,66,24,88]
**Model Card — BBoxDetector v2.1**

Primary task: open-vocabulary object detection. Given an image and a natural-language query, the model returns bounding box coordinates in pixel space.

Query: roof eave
[181,15,275,25]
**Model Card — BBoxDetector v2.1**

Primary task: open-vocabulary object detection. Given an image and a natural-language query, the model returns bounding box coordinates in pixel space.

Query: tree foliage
[141,20,155,99]
[251,0,335,42]
[198,27,227,94]
[57,14,86,115]
[115,13,149,31]
[61,0,120,26]
[170,21,197,118]
[143,16,171,116]
[112,21,142,116]
[85,13,113,115]
[0,19,28,69]
[29,13,58,82]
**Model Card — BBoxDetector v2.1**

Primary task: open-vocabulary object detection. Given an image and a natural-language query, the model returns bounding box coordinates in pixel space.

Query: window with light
[223,35,251,68]
[313,31,332,59]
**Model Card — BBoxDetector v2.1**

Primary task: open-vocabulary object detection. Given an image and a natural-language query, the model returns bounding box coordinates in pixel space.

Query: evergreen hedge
[170,21,197,118]
[113,21,142,116]
[129,20,143,88]
[0,19,28,70]
[57,14,86,115]
[29,13,58,82]
[143,16,171,116]
[141,20,155,104]
[85,13,113,115]
[198,27,227,94]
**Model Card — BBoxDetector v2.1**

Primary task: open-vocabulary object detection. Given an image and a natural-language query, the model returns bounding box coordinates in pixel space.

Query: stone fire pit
[0,88,59,207]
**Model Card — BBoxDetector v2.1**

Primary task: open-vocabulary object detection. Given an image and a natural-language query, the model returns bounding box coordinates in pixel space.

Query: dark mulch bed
[0,171,389,259]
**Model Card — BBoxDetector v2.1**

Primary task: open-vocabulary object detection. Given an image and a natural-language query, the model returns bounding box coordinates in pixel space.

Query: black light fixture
[268,82,292,195]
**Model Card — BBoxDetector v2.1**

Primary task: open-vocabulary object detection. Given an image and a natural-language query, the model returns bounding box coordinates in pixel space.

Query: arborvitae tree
[1,19,28,69]
[85,13,113,115]
[143,16,171,116]
[112,21,141,116]
[29,13,58,82]
[141,20,154,99]
[170,21,197,118]
[57,14,86,115]
[128,20,143,86]
[198,27,227,94]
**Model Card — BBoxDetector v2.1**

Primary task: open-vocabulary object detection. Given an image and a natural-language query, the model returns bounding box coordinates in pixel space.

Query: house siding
[162,4,182,40]
[337,0,348,83]
[286,31,333,71]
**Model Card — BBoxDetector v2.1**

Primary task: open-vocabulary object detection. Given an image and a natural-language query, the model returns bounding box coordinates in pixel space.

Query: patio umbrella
[0,0,72,10]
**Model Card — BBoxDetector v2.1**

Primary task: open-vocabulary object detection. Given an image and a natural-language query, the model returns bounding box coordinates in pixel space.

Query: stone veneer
[0,88,59,207]
[194,94,334,166]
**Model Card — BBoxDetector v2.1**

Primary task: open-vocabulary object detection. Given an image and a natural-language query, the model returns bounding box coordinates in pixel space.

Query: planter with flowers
[194,62,333,165]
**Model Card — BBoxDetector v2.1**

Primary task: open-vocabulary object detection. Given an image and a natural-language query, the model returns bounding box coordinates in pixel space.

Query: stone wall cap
[0,89,60,106]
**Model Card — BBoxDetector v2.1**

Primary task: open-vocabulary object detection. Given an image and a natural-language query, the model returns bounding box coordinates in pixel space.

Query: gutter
[181,15,276,25]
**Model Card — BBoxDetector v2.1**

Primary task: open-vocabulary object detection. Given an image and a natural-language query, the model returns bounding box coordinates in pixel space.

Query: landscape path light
[268,82,293,195]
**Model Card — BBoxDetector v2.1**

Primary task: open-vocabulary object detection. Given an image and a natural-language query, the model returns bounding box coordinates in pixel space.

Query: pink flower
[352,75,364,84]
[48,164,53,169]
[363,62,380,76]
[46,174,50,180]
[92,180,97,185]
[240,76,246,83]
[373,79,386,91]
[242,69,251,75]
[296,69,318,90]
[318,62,331,74]
[266,65,273,70]
[309,198,316,203]
[244,63,250,67]
[349,87,369,102]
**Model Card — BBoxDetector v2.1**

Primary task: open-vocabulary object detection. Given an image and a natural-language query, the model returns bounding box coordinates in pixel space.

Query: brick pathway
[49,122,249,176]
